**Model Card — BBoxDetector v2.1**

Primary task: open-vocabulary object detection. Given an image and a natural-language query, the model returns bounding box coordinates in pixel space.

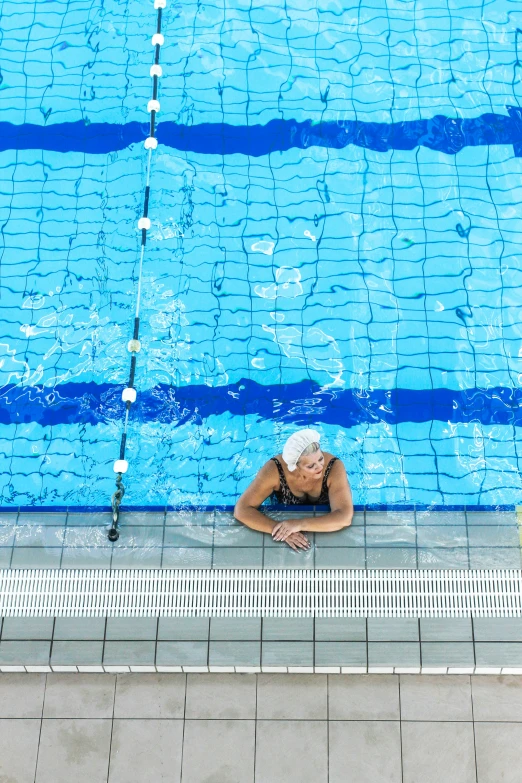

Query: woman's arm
[234,462,310,550]
[233,461,280,534]
[272,460,353,541]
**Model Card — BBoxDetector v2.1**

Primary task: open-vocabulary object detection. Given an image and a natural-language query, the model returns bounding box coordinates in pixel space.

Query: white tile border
[1,663,522,674]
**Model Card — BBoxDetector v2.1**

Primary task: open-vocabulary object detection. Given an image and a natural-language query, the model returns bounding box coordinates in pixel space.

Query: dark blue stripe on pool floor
[2,107,522,156]
[1,380,521,428]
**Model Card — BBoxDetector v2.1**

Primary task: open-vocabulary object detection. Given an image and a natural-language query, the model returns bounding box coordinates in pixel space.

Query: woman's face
[298,450,325,477]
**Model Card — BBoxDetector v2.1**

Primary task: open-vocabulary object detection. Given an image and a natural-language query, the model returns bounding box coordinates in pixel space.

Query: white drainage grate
[0,569,521,617]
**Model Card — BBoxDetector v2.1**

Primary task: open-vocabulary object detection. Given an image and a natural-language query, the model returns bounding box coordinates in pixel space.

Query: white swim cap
[282,428,321,472]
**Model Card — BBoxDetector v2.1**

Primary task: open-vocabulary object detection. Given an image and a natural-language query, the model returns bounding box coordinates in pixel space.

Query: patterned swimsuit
[271,457,338,505]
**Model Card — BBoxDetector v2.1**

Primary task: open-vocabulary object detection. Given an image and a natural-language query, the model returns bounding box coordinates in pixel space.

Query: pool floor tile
[105,617,158,641]
[261,642,314,667]
[185,673,257,720]
[156,641,208,667]
[0,718,41,783]
[0,641,50,665]
[420,618,473,642]
[158,618,210,641]
[315,617,367,641]
[103,642,156,666]
[208,641,261,667]
[314,547,365,568]
[53,618,106,641]
[209,617,262,640]
[1,617,54,640]
[368,642,421,668]
[329,720,402,783]
[262,618,314,641]
[212,547,263,568]
[51,642,104,666]
[474,643,522,667]
[255,720,327,783]
[315,642,367,667]
[108,718,183,783]
[368,618,419,642]
[181,719,255,783]
[401,722,476,783]
[420,642,475,667]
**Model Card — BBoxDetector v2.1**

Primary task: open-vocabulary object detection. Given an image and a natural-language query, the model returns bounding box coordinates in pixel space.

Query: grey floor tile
[421,642,475,667]
[469,548,521,568]
[365,511,415,526]
[105,618,158,641]
[210,617,261,640]
[212,547,263,568]
[103,642,156,666]
[475,722,522,783]
[262,641,314,667]
[402,722,476,783]
[209,641,261,666]
[18,512,67,526]
[472,675,522,721]
[212,525,263,547]
[416,525,468,547]
[114,674,186,718]
[36,719,112,783]
[67,512,112,526]
[109,719,183,783]
[60,549,112,569]
[262,618,314,641]
[43,673,115,718]
[314,527,365,546]
[110,548,162,569]
[315,617,367,641]
[166,511,215,527]
[181,719,255,783]
[161,548,212,568]
[475,643,522,667]
[14,526,65,547]
[0,526,15,546]
[315,642,367,666]
[0,549,12,567]
[186,673,256,719]
[400,675,472,720]
[329,721,402,783]
[468,525,519,547]
[0,673,46,717]
[257,674,327,719]
[315,547,366,568]
[416,510,466,525]
[163,526,214,548]
[158,618,210,641]
[366,547,417,568]
[117,511,165,527]
[473,618,522,642]
[417,547,469,568]
[64,527,112,547]
[156,641,208,667]
[366,525,416,547]
[51,641,104,666]
[1,617,54,640]
[368,642,420,667]
[368,618,419,641]
[113,526,164,548]
[420,618,472,642]
[53,618,106,641]
[255,720,327,783]
[0,719,41,783]
[328,675,400,720]
[466,511,517,525]
[262,546,314,569]
[0,640,50,665]
[11,548,62,568]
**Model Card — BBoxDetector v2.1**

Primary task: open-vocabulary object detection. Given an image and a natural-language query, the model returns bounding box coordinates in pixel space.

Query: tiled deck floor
[1,672,521,782]
[0,509,521,670]
[0,508,520,570]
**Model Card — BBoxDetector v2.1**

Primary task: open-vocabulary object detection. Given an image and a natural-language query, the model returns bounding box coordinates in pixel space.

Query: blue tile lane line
[2,381,522,428]
[3,108,522,157]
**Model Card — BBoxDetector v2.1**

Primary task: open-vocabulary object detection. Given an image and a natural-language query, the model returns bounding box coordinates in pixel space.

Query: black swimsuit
[271,456,338,505]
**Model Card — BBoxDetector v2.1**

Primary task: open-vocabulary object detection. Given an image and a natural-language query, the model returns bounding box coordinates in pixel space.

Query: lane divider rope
[109,0,167,541]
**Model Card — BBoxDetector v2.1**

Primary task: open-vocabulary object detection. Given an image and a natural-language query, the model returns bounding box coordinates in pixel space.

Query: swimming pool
[1,0,522,509]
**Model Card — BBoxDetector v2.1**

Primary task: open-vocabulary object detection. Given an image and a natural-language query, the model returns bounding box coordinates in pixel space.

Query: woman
[234,429,353,551]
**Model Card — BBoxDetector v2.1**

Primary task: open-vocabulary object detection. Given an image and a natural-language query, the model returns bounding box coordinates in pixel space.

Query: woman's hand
[272,519,303,542]
[283,531,311,551]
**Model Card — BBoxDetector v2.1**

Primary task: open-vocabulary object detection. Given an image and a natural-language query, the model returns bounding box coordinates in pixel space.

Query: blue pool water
[1,0,522,508]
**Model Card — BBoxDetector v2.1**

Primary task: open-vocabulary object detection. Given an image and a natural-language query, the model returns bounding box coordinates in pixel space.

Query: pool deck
[0,509,521,672]
[1,671,521,782]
